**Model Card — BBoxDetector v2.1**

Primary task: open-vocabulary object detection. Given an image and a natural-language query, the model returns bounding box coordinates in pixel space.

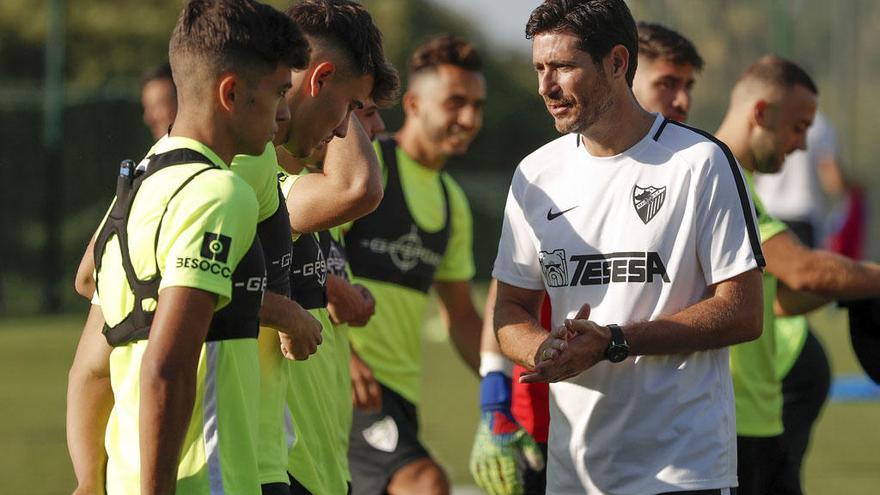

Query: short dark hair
[637,22,704,71]
[409,34,483,77]
[287,0,400,107]
[169,0,309,93]
[371,60,401,108]
[526,0,639,86]
[739,55,818,95]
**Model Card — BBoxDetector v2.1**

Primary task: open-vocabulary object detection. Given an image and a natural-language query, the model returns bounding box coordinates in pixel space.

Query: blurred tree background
[0,0,878,314]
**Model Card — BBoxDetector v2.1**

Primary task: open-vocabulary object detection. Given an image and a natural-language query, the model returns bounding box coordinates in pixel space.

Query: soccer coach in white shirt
[492,1,765,494]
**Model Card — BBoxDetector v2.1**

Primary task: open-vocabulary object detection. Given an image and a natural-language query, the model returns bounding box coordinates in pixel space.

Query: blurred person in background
[632,21,703,123]
[470,19,705,495]
[343,34,486,495]
[715,55,880,495]
[751,108,865,493]
[140,62,178,140]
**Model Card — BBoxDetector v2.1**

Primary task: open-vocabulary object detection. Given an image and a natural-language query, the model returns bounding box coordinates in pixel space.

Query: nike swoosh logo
[547,206,578,221]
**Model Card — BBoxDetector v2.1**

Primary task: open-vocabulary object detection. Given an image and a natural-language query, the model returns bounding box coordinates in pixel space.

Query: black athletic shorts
[525,442,548,494]
[737,435,793,495]
[287,473,352,495]
[348,382,430,495]
[262,482,291,495]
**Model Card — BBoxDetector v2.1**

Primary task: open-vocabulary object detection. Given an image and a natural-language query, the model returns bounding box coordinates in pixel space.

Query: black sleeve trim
[667,121,766,268]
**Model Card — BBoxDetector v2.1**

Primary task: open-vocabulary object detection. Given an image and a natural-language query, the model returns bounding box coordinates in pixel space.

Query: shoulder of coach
[656,120,743,176]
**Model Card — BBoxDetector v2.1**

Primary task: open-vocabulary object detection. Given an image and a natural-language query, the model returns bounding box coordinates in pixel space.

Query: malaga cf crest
[632,185,666,224]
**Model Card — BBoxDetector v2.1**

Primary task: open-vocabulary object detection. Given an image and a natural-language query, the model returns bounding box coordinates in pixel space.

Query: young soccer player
[344,35,486,495]
[75,2,309,493]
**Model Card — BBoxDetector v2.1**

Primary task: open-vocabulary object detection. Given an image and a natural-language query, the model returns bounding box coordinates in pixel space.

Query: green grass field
[0,301,877,494]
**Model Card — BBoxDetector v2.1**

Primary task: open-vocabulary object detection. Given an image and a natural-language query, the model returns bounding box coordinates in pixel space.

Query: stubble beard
[556,92,614,135]
[750,132,784,174]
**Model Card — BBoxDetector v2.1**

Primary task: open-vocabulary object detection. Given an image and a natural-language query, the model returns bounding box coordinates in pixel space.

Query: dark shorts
[262,482,291,495]
[524,442,548,494]
[287,474,352,495]
[777,329,830,495]
[737,434,797,495]
[348,382,431,495]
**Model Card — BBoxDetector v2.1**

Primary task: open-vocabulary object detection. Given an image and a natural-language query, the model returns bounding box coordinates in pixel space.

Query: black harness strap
[93,149,216,346]
[343,135,451,293]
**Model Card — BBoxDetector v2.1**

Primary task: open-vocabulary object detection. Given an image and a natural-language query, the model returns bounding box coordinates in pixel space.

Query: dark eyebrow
[550,60,579,67]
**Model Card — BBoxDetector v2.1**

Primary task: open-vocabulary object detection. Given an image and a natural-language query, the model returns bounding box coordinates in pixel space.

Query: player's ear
[218,73,237,112]
[753,99,773,128]
[607,45,629,81]
[402,90,419,117]
[308,62,336,98]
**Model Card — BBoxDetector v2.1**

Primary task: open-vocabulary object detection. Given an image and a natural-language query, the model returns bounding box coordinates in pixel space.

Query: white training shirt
[493,114,764,495]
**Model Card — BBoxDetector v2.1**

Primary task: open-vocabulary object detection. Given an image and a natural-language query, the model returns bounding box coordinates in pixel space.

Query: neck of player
[580,93,655,158]
[395,125,448,171]
[169,111,236,166]
[715,110,757,172]
[275,145,308,175]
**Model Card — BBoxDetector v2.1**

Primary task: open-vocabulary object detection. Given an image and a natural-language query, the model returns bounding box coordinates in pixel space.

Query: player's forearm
[480,280,501,354]
[435,280,483,373]
[259,290,297,331]
[67,372,112,492]
[325,274,352,307]
[287,119,383,234]
[774,282,829,316]
[781,251,880,298]
[139,362,197,495]
[139,287,215,495]
[764,231,880,297]
[623,269,763,355]
[448,312,482,374]
[67,305,113,491]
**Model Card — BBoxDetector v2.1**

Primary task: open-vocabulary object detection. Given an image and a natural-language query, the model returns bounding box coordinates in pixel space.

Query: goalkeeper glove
[469,371,544,495]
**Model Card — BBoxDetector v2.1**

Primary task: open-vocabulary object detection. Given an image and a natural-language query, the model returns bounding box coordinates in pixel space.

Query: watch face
[607,345,628,363]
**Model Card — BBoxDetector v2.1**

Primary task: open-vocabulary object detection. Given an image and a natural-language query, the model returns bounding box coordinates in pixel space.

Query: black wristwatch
[604,324,629,363]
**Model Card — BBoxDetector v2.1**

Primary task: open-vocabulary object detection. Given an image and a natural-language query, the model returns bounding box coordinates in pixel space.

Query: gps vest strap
[259,184,293,298]
[209,235,265,341]
[94,149,216,347]
[344,136,451,293]
[325,231,349,281]
[289,232,328,310]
